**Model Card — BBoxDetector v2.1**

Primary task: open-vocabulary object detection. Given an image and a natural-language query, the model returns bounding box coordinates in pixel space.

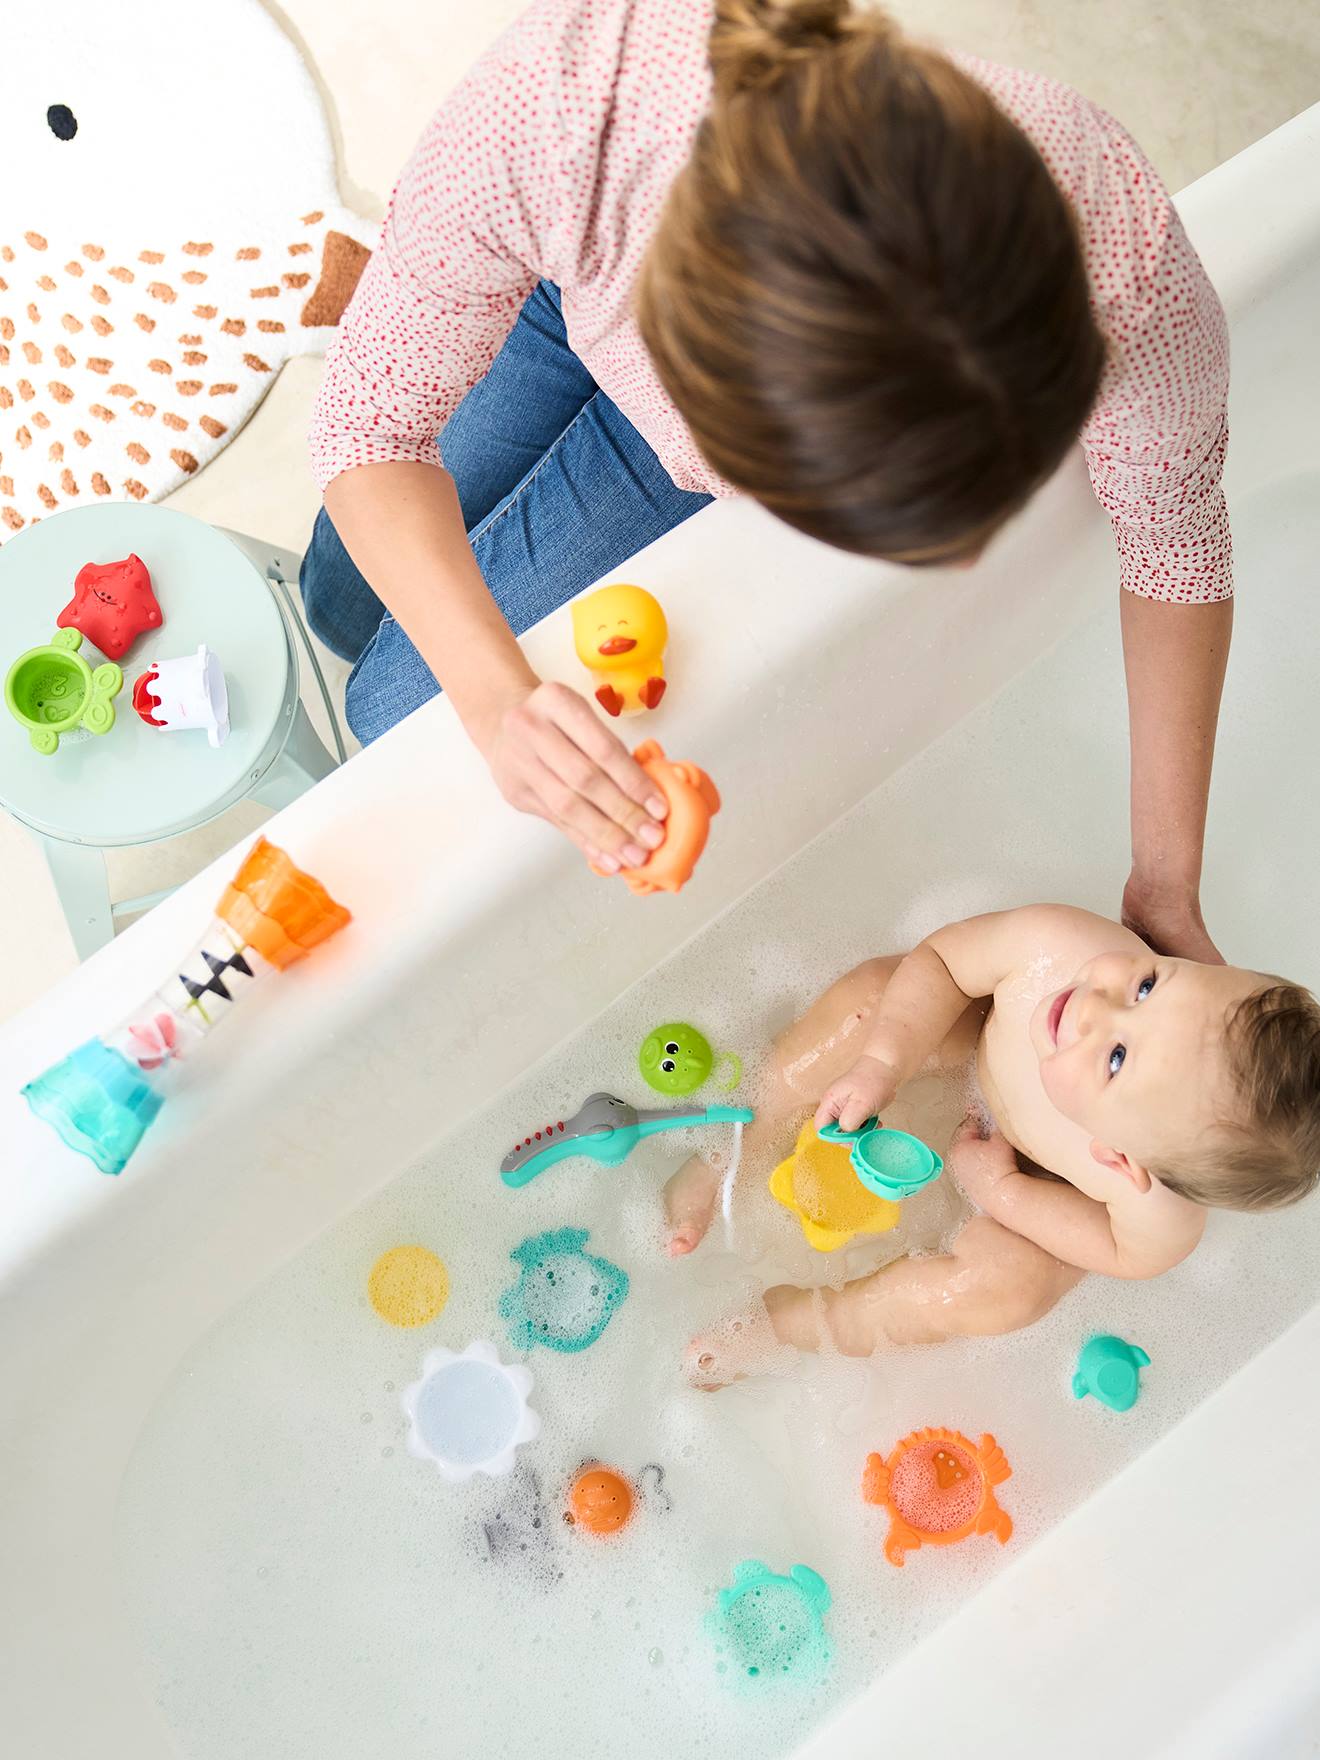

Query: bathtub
[2,102,1318,1760]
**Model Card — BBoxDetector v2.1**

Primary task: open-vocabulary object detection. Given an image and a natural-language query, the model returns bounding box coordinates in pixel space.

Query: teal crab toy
[707,1560,832,1685]
[1072,1334,1150,1412]
[4,628,122,754]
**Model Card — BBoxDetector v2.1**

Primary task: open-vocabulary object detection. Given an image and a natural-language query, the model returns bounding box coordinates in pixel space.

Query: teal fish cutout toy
[499,1227,629,1354]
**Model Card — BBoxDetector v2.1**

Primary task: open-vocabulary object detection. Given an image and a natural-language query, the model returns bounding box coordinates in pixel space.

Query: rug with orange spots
[1,0,378,536]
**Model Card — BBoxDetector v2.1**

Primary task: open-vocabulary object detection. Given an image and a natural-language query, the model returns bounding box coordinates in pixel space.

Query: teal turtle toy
[707,1560,832,1685]
[1072,1334,1150,1412]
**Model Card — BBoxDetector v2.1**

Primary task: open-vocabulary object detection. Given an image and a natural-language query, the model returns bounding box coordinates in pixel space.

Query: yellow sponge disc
[368,1245,450,1328]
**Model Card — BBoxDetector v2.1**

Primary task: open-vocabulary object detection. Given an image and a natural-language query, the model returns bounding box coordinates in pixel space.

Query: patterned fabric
[310,0,1232,602]
[1,0,376,534]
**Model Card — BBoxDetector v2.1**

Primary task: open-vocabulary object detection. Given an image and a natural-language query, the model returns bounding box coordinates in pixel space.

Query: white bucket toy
[132,644,230,747]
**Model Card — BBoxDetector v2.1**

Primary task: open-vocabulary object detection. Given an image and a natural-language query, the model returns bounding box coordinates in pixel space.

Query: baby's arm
[817,908,1060,1130]
[952,1120,1205,1278]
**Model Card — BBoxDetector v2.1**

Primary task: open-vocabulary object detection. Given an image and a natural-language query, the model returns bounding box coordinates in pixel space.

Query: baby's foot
[663,1152,723,1257]
[683,1300,790,1390]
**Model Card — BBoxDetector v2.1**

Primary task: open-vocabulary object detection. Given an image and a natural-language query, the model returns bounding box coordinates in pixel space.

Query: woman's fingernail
[646,795,668,819]
[637,822,665,849]
[623,843,647,867]
[594,851,620,874]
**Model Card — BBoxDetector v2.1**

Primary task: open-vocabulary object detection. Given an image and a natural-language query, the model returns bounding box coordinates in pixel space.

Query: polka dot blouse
[310,0,1232,603]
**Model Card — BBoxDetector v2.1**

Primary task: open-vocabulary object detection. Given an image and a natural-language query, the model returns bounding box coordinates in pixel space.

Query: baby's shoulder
[1110,1178,1207,1277]
[998,903,1145,983]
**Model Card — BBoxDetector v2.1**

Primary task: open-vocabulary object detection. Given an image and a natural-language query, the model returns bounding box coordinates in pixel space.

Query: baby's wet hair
[1155,981,1320,1211]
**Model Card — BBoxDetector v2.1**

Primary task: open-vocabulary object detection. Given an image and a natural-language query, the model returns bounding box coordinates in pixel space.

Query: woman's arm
[1072,117,1233,958]
[324,464,668,868]
[308,8,667,864]
[1121,594,1233,962]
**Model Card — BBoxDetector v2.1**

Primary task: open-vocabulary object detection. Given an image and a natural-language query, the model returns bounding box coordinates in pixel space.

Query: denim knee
[298,506,387,664]
[343,613,442,746]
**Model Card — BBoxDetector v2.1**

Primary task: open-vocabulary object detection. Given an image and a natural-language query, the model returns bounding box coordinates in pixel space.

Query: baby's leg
[665,956,900,1254]
[689,1217,1084,1384]
[664,955,983,1254]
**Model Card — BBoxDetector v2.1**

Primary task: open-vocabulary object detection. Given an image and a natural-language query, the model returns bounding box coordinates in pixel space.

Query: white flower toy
[401,1341,541,1483]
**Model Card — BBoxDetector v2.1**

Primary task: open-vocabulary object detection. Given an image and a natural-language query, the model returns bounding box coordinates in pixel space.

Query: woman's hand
[475,678,669,871]
[1121,873,1224,965]
[814,1054,901,1134]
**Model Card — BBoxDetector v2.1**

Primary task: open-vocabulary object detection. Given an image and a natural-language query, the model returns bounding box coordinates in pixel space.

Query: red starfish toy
[57,554,162,661]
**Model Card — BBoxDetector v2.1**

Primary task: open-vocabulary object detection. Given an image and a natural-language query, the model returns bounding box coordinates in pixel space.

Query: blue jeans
[300,282,712,745]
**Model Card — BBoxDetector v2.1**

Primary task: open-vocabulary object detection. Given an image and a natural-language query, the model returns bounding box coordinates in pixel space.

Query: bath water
[115,479,1320,1760]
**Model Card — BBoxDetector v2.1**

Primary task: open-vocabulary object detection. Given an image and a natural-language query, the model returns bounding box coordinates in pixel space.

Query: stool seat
[0,504,337,961]
[0,504,294,845]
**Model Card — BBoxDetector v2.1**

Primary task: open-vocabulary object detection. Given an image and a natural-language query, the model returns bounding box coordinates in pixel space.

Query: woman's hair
[636,0,1107,563]
[1155,983,1320,1213]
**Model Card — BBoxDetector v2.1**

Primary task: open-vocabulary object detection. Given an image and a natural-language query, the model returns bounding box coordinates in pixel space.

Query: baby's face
[1029,951,1264,1169]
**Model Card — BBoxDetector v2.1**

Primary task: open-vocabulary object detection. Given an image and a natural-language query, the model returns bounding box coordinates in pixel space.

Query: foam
[114,545,1320,1760]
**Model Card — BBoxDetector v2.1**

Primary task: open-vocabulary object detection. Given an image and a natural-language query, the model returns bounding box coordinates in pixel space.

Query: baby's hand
[814,1055,900,1134]
[946,1114,1021,1209]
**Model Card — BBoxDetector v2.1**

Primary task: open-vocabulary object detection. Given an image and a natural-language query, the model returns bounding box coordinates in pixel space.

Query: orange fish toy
[593,739,720,895]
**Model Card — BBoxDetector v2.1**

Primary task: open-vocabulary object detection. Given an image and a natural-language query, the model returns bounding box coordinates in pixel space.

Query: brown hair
[1155,983,1320,1212]
[637,0,1107,562]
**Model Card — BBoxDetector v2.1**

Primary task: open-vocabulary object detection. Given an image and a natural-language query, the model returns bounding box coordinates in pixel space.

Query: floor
[2,0,1318,1023]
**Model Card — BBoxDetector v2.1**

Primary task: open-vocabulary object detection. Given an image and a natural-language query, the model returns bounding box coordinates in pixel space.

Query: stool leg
[251,699,338,811]
[39,835,114,962]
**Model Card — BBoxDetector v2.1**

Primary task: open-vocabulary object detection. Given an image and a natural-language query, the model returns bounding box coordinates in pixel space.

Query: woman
[303,0,1231,960]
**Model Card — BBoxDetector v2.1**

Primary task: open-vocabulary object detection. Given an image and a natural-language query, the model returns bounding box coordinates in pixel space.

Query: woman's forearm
[324,460,535,746]
[1121,592,1233,913]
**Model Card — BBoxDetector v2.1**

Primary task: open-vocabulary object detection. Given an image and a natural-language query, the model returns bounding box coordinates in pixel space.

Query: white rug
[0,0,376,537]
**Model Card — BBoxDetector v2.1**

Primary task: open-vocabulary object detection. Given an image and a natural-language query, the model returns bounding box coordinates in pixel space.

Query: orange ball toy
[566,1465,635,1535]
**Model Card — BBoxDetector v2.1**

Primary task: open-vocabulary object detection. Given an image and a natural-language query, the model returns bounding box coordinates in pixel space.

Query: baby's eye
[1136,973,1156,1001]
[1108,1044,1127,1078]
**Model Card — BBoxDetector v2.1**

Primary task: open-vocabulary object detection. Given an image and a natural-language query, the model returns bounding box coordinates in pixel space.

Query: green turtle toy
[1072,1334,1150,1412]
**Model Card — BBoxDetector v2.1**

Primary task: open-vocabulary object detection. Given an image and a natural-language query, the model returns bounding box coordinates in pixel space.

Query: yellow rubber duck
[572,584,668,716]
[770,1120,901,1251]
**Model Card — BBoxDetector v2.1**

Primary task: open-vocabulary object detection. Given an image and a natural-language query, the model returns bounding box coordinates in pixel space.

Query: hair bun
[711,0,880,94]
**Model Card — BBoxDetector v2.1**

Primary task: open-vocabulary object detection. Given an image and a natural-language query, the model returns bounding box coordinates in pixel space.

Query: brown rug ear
[300,230,371,327]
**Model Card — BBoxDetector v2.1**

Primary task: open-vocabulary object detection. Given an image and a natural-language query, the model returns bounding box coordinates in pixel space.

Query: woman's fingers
[496,683,669,861]
[543,685,670,823]
[534,723,666,864]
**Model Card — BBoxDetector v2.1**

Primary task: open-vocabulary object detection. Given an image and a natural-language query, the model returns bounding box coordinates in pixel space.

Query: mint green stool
[0,503,341,961]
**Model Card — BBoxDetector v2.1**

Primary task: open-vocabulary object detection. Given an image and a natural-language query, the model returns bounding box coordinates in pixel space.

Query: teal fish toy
[499,1227,629,1353]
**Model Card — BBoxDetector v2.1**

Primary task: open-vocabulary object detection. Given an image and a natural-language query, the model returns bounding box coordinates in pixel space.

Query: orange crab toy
[593,739,721,896]
[862,1427,1013,1567]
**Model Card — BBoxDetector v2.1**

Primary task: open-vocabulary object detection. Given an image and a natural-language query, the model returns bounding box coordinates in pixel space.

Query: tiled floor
[2,0,1318,1021]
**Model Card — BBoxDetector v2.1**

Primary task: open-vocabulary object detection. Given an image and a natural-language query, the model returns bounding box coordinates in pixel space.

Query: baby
[665,905,1320,1382]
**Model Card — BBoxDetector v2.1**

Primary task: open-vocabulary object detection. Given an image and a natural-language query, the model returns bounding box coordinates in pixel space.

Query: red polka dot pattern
[309,2,1232,604]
